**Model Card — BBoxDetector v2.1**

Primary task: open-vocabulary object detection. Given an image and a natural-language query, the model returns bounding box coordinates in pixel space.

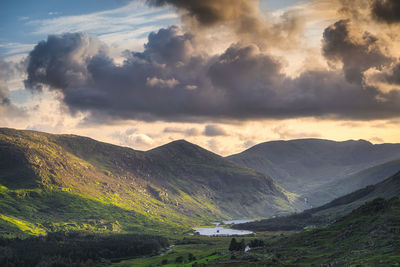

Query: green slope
[227,139,400,198]
[232,198,400,266]
[0,128,295,237]
[235,171,400,232]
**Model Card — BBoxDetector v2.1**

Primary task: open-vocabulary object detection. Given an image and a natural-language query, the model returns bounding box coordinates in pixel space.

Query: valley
[1,128,400,266]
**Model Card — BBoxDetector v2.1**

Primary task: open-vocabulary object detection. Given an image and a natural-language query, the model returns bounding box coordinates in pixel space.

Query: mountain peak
[149,139,214,155]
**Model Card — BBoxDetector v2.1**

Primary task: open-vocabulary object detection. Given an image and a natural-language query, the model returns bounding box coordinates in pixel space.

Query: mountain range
[234,170,400,232]
[0,128,294,237]
[227,139,400,206]
[2,127,400,238]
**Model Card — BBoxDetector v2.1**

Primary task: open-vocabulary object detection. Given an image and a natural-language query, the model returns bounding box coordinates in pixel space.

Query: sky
[1,0,400,155]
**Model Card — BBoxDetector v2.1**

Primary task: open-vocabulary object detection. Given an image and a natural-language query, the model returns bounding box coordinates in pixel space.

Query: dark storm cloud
[204,125,228,137]
[146,0,252,26]
[24,26,400,122]
[24,33,102,92]
[322,19,393,84]
[370,63,400,86]
[371,0,400,24]
[381,64,400,85]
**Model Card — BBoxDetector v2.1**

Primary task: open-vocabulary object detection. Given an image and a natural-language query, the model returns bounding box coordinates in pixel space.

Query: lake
[194,219,254,236]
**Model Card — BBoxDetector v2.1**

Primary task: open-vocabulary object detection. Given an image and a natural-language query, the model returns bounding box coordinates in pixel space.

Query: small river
[194,219,254,236]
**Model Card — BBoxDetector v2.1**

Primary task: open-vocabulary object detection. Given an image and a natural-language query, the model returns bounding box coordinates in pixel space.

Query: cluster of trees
[228,238,246,251]
[0,232,169,266]
[248,239,265,248]
[229,238,267,252]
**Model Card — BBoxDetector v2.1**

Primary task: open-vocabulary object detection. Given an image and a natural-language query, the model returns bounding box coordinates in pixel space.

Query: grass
[229,198,400,266]
[114,236,239,267]
[0,186,187,238]
[0,214,46,236]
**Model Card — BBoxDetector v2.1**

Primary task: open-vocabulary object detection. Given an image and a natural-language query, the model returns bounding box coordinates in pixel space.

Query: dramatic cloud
[24,33,104,92]
[147,0,253,26]
[380,64,400,85]
[371,0,400,24]
[322,19,393,84]
[24,25,400,122]
[204,125,228,137]
[146,0,304,49]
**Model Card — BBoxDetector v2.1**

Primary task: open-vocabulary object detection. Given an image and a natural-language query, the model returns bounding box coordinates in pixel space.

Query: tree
[249,239,265,248]
[229,238,238,251]
[188,253,196,261]
[175,256,184,263]
[239,239,246,251]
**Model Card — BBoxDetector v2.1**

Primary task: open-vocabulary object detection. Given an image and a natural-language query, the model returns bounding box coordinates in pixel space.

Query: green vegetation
[0,128,294,238]
[114,236,231,267]
[115,197,400,266]
[239,198,400,266]
[228,238,246,251]
[2,128,400,266]
[166,198,400,266]
[0,232,169,266]
[0,186,183,239]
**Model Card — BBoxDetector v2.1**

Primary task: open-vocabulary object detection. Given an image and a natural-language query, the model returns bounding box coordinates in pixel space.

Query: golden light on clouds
[1,0,400,154]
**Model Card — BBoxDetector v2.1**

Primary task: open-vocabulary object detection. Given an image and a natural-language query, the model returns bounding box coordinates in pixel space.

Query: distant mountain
[227,139,400,197]
[0,128,294,237]
[234,171,400,232]
[304,159,400,206]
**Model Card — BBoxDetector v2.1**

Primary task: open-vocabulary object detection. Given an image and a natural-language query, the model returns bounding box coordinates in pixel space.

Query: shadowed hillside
[227,139,400,204]
[0,128,295,237]
[234,171,400,232]
[305,159,400,206]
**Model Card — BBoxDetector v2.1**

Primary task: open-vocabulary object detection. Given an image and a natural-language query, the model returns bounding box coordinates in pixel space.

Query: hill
[0,128,294,237]
[234,171,400,232]
[227,139,400,199]
[305,159,400,206]
[230,198,400,266]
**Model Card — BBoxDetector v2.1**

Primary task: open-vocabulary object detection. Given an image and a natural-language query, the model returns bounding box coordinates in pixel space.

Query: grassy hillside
[226,198,400,266]
[227,138,400,201]
[115,198,400,266]
[0,128,295,237]
[234,171,400,232]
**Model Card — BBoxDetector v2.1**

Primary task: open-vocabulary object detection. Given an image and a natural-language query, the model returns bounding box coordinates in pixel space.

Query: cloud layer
[371,0,400,24]
[22,0,400,123]
[24,22,400,122]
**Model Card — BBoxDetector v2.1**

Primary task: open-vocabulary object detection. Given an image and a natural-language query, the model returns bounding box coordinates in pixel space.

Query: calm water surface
[194,219,255,236]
